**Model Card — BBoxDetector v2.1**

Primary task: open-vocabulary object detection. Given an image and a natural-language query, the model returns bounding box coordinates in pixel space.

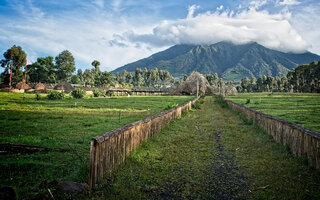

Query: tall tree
[0,45,27,87]
[83,69,94,86]
[77,69,83,84]
[134,68,143,86]
[28,56,56,83]
[100,72,115,87]
[91,60,101,74]
[55,50,75,81]
[70,75,80,84]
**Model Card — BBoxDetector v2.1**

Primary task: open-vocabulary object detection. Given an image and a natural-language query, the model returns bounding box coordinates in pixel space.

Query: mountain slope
[112,42,320,83]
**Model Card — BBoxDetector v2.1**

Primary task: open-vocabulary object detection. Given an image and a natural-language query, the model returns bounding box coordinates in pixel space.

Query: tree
[91,60,101,74]
[28,56,56,83]
[241,77,250,92]
[134,68,143,86]
[256,77,263,92]
[77,69,83,84]
[159,70,173,87]
[100,72,115,87]
[55,50,75,81]
[70,75,80,84]
[91,60,102,86]
[0,45,27,87]
[143,68,150,86]
[150,68,160,87]
[250,77,256,92]
[83,69,94,86]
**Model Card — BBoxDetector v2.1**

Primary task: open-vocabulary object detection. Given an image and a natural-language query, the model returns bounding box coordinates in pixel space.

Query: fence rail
[225,99,320,172]
[89,96,200,188]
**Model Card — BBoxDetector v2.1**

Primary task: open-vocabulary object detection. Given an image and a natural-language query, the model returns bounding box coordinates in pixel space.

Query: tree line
[239,61,320,93]
[0,45,174,88]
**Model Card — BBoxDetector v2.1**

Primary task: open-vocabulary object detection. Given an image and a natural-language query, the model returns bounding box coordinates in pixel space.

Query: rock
[56,181,85,193]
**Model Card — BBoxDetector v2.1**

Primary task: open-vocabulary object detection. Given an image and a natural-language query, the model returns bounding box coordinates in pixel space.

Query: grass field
[0,92,194,198]
[226,93,320,133]
[87,96,320,199]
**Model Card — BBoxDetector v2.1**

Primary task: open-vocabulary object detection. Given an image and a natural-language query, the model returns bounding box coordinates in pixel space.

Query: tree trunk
[24,60,27,88]
[9,61,13,89]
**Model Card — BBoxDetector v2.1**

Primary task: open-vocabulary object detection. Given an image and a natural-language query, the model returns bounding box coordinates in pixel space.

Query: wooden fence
[225,99,320,171]
[89,96,200,188]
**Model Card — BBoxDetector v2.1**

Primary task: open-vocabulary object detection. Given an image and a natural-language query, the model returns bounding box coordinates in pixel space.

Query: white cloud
[187,4,200,19]
[249,0,268,9]
[279,0,301,6]
[112,7,308,54]
[217,5,224,11]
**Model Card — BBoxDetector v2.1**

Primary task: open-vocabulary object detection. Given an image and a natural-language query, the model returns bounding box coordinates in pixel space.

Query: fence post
[89,139,97,189]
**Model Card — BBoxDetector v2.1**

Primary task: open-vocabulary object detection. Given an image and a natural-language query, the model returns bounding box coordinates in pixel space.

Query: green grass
[88,96,320,199]
[0,92,194,199]
[226,93,320,133]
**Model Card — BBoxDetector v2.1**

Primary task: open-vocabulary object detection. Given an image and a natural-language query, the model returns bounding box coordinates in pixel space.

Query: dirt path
[96,96,320,200]
[148,97,250,199]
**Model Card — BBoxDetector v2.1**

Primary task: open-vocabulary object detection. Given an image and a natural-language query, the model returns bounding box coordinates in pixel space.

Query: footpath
[93,96,320,200]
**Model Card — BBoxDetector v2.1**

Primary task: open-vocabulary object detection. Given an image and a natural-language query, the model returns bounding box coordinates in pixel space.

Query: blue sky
[0,0,319,72]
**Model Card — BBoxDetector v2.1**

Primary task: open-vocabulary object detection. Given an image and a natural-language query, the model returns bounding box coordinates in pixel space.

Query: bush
[165,102,178,110]
[93,89,105,97]
[245,98,251,104]
[47,90,65,100]
[106,91,114,97]
[71,88,86,99]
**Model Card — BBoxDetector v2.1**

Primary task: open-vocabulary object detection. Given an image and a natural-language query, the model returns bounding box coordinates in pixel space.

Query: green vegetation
[47,90,65,100]
[71,88,86,99]
[0,46,174,89]
[93,89,105,97]
[0,45,27,87]
[91,96,320,199]
[164,102,178,110]
[0,92,193,198]
[239,61,320,93]
[227,93,320,133]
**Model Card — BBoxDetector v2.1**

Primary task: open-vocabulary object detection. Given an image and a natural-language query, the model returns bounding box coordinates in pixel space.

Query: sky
[0,0,319,72]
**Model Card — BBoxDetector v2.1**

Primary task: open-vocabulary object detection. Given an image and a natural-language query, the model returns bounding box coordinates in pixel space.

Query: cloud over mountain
[111,5,308,54]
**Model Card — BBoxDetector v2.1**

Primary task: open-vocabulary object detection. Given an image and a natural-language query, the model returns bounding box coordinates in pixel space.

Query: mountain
[112,41,320,84]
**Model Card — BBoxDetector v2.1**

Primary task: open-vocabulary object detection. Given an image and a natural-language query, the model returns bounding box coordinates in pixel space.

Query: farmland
[0,92,194,198]
[226,93,320,133]
[88,96,320,199]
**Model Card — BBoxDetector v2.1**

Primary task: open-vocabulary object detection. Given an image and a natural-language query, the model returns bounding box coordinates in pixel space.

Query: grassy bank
[90,96,320,199]
[0,92,193,199]
[226,93,320,133]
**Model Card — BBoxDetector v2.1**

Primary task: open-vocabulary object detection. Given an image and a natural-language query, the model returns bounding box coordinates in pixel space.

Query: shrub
[93,89,105,97]
[71,88,86,99]
[47,90,65,100]
[245,98,251,104]
[106,91,114,97]
[165,102,178,110]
